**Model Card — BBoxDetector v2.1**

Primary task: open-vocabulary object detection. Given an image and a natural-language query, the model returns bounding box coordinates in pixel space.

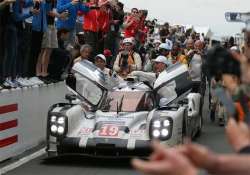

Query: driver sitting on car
[129,55,172,86]
[130,55,174,107]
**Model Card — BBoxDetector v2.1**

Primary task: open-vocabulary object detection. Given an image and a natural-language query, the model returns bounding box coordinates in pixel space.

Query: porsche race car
[46,61,203,157]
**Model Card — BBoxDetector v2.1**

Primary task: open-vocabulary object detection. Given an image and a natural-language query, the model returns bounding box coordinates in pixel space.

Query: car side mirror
[66,73,76,91]
[65,94,77,104]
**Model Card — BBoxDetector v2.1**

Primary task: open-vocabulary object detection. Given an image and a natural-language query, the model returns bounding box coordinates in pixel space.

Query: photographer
[113,38,142,74]
[103,1,124,56]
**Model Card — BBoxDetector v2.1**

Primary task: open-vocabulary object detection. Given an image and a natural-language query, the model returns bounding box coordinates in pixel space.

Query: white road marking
[0,148,46,175]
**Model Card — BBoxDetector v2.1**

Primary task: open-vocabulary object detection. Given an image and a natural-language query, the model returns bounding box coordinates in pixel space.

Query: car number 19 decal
[99,125,119,137]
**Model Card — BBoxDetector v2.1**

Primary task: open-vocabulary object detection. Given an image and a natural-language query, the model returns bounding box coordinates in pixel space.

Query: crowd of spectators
[0,0,125,89]
[0,0,212,91]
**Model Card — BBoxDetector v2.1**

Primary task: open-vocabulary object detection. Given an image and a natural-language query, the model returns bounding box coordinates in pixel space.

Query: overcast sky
[120,0,250,36]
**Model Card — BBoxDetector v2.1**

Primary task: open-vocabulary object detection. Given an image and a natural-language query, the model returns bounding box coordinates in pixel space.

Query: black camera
[120,51,129,69]
[202,46,241,79]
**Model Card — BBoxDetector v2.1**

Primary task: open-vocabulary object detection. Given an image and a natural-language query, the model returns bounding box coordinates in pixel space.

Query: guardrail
[0,82,69,162]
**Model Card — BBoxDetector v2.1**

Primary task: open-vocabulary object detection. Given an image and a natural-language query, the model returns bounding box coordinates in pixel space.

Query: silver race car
[46,61,202,157]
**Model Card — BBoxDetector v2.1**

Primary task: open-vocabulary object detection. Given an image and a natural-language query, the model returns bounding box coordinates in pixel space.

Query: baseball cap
[159,43,172,51]
[152,55,172,66]
[95,54,106,62]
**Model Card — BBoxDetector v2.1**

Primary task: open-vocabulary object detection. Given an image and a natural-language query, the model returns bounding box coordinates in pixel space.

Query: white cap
[159,43,171,51]
[95,54,106,62]
[152,55,172,66]
[123,37,134,44]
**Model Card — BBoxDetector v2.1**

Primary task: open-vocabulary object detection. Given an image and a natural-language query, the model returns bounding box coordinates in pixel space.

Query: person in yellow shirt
[171,42,188,65]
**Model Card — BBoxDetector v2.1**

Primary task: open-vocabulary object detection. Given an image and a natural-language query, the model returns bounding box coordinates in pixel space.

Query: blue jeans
[3,22,18,79]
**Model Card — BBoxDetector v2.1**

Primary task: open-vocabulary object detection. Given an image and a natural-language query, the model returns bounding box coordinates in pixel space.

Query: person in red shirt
[81,0,100,58]
[97,0,111,54]
[123,8,140,38]
[137,10,148,45]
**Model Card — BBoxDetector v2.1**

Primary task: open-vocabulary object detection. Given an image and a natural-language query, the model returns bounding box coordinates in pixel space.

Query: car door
[71,60,108,109]
[154,63,193,106]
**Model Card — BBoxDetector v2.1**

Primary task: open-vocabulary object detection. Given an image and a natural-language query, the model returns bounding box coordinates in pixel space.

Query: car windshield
[75,73,104,106]
[101,91,154,112]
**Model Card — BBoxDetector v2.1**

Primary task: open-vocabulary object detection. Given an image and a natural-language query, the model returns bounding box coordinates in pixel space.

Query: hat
[159,43,172,51]
[95,54,106,62]
[103,49,112,57]
[152,55,172,66]
[165,39,173,50]
[123,37,134,45]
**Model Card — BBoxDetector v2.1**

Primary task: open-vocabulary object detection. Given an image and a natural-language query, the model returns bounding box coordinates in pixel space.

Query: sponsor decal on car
[78,128,92,136]
[130,130,145,138]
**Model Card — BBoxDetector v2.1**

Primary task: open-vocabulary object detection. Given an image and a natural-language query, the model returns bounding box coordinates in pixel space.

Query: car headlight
[50,125,58,133]
[152,129,161,138]
[48,113,68,137]
[51,116,57,122]
[150,117,173,141]
[57,126,65,134]
[57,117,65,124]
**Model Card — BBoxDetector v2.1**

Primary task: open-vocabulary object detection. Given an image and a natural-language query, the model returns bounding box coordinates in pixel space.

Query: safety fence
[0,82,69,162]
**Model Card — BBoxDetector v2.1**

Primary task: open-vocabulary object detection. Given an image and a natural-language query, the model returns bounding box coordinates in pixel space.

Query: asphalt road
[4,93,233,175]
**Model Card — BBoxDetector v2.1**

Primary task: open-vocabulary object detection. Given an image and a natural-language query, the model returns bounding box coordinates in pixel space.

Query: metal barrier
[0,82,69,162]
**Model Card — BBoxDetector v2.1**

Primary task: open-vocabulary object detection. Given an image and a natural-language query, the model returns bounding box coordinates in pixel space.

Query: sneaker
[39,76,52,84]
[5,79,17,88]
[17,78,29,87]
[24,78,35,86]
[2,81,11,89]
[12,79,23,87]
[29,77,44,85]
